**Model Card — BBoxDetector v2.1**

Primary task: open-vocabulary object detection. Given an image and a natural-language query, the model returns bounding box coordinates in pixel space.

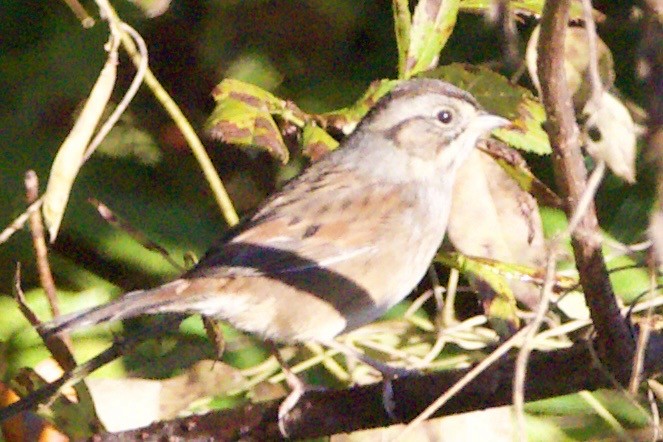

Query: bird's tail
[38,280,191,336]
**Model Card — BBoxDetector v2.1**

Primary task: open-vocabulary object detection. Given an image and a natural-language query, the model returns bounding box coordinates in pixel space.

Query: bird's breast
[324,181,452,331]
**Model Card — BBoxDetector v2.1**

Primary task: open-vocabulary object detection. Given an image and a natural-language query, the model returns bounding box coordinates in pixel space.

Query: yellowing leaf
[582,91,637,183]
[318,79,399,134]
[302,123,339,161]
[211,78,284,112]
[208,98,288,164]
[437,252,520,336]
[393,0,412,78]
[441,254,577,292]
[459,0,592,21]
[208,79,311,163]
[526,25,615,109]
[406,0,460,78]
[43,52,117,241]
[494,97,551,155]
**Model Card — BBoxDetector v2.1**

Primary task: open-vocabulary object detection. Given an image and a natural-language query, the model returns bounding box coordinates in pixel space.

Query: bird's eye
[437,109,454,124]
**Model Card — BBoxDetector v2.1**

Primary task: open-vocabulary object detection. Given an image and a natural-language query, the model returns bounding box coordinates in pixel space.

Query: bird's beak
[476,112,512,133]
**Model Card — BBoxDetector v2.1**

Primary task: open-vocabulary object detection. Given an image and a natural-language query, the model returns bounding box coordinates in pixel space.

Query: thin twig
[25,171,60,317]
[14,264,41,326]
[60,0,95,28]
[516,0,637,437]
[404,289,434,319]
[513,244,558,441]
[13,265,77,372]
[0,198,43,245]
[646,386,661,441]
[82,22,148,163]
[88,198,185,271]
[427,265,445,312]
[578,391,631,439]
[493,0,519,70]
[414,316,489,369]
[95,1,239,226]
[442,268,460,326]
[305,342,349,381]
[0,318,180,422]
[629,266,660,393]
[394,327,530,441]
[514,72,605,441]
[630,315,652,394]
[604,238,653,255]
[580,0,603,108]
[564,160,605,237]
[582,335,652,425]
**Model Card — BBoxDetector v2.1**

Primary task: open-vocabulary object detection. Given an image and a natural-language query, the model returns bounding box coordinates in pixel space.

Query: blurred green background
[0,1,650,296]
[0,0,657,439]
[0,0,654,392]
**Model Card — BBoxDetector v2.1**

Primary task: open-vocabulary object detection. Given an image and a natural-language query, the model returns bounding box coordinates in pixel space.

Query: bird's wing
[186,161,404,278]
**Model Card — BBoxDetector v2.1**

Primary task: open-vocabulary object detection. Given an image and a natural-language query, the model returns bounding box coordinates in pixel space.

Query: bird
[39,78,509,375]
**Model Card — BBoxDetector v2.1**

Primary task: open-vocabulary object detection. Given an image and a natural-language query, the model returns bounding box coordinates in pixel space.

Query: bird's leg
[322,339,419,421]
[267,340,306,392]
[202,316,225,360]
[322,339,414,378]
[267,341,315,437]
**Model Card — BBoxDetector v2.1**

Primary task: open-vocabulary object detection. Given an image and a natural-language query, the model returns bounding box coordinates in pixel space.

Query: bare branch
[25,170,60,317]
[59,339,663,440]
[0,198,43,245]
[536,0,635,381]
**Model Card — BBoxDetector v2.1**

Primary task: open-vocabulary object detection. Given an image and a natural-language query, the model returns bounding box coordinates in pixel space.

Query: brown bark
[537,0,635,381]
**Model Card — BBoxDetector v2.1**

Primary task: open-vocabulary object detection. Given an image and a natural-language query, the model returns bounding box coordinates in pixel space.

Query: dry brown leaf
[526,24,614,107]
[448,149,546,308]
[582,91,637,183]
[43,51,117,241]
[87,360,247,432]
[331,406,514,441]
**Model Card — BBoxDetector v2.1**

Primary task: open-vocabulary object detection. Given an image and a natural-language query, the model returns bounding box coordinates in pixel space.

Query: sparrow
[40,78,510,372]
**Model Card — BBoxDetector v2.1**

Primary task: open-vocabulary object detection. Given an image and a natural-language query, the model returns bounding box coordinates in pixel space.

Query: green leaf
[392,0,412,79]
[318,79,400,134]
[493,97,551,155]
[302,123,339,161]
[208,79,312,163]
[459,0,589,20]
[436,252,521,336]
[440,253,577,292]
[208,97,289,164]
[428,63,552,154]
[210,78,284,112]
[406,0,460,78]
